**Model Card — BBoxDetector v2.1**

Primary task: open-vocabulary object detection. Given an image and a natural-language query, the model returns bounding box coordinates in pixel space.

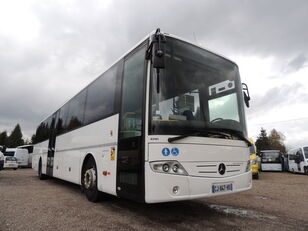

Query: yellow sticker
[110,147,115,161]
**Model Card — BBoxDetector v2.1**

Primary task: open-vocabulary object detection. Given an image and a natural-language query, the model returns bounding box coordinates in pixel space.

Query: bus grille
[181,162,245,178]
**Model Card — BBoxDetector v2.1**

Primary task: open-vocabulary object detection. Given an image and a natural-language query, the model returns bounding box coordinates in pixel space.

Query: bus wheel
[304,167,308,175]
[38,159,47,180]
[82,157,101,202]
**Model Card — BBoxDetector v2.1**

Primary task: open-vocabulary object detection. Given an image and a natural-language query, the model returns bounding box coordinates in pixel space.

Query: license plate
[212,183,233,193]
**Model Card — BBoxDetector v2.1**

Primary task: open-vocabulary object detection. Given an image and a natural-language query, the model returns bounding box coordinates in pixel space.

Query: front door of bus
[117,45,146,202]
[47,112,58,177]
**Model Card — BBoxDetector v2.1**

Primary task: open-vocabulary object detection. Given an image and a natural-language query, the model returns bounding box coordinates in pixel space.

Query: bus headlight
[150,161,188,176]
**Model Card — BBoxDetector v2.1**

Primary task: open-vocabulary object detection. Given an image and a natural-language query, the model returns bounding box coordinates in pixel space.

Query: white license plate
[212,183,233,193]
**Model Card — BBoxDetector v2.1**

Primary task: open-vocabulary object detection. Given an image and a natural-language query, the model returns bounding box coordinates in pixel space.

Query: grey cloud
[284,54,307,73]
[247,82,308,118]
[1,0,308,139]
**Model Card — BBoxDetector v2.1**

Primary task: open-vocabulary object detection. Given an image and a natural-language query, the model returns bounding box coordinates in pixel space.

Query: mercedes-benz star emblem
[218,163,226,175]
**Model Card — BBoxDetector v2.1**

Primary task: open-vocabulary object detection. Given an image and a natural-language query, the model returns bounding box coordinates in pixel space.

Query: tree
[255,128,270,153]
[268,129,286,154]
[7,124,24,147]
[0,131,8,146]
[31,134,36,144]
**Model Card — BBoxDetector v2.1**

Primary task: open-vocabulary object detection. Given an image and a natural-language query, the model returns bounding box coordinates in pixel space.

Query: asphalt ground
[0,169,307,231]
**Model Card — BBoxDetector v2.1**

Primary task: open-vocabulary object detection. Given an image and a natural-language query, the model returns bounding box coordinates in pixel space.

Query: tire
[38,159,48,180]
[253,173,259,180]
[14,168,17,170]
[82,157,101,202]
[304,167,308,175]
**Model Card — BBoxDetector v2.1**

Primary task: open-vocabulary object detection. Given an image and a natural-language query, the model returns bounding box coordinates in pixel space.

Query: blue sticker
[162,148,170,156]
[171,147,179,156]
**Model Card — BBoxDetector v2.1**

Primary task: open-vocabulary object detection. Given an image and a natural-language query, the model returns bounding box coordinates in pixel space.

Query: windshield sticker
[209,80,235,96]
[162,148,170,156]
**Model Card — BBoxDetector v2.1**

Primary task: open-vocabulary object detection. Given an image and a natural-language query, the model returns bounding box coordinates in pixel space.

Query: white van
[288,147,308,174]
[3,148,29,167]
[17,145,34,167]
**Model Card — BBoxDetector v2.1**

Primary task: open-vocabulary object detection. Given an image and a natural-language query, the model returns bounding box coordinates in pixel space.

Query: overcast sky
[0,0,307,149]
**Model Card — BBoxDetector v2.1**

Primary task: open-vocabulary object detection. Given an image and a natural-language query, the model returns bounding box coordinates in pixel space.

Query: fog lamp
[162,164,170,172]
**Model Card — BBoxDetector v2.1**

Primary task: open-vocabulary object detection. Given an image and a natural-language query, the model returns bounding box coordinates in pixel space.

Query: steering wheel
[210,118,224,123]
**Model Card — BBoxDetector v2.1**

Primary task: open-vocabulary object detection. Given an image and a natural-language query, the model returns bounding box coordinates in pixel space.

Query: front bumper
[145,162,252,203]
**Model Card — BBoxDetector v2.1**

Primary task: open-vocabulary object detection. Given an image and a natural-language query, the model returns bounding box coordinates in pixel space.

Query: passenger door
[117,44,147,202]
[47,111,58,176]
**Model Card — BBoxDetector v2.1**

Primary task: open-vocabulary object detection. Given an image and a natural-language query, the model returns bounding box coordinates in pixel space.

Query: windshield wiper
[168,128,252,147]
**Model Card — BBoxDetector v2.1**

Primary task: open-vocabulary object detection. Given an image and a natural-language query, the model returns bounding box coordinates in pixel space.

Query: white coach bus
[260,150,283,172]
[32,29,252,203]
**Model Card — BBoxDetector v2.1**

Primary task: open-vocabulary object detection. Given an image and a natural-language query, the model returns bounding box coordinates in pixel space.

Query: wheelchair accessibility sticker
[162,147,179,156]
[171,147,179,156]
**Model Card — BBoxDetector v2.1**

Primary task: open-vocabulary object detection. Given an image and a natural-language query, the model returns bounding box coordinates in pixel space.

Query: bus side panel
[53,114,119,196]
[33,141,48,174]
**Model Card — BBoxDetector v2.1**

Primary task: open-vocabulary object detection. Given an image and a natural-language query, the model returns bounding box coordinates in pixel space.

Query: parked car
[0,151,4,170]
[3,148,29,167]
[3,156,18,170]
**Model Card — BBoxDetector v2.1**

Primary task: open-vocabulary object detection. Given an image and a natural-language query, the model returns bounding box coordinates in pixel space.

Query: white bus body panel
[32,141,48,174]
[261,163,282,171]
[288,159,308,173]
[144,137,251,203]
[52,114,119,196]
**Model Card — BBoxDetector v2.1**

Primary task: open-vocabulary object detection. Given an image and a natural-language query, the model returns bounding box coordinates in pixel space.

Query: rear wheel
[82,157,101,202]
[38,159,48,180]
[304,166,308,175]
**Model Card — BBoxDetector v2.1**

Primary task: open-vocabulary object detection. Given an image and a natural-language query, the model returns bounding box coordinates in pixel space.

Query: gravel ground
[0,169,307,231]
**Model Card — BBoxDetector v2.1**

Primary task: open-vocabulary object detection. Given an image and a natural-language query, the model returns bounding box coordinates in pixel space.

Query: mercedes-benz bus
[32,29,252,203]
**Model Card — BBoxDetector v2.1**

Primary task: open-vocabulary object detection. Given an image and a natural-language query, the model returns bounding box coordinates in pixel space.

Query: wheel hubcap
[84,168,96,189]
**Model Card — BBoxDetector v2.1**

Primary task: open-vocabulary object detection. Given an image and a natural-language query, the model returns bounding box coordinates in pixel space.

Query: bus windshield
[150,37,246,137]
[261,152,281,163]
[304,147,308,159]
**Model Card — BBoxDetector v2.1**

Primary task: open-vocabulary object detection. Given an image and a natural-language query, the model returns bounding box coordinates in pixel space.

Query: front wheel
[82,157,101,202]
[253,173,259,179]
[304,166,308,175]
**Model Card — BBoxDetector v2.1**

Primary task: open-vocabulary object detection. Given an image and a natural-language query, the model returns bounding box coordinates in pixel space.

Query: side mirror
[146,28,166,93]
[242,83,250,108]
[152,40,166,68]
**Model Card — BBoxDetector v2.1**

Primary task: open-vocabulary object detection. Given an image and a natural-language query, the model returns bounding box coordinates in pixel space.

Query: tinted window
[57,103,70,134]
[35,116,53,143]
[84,64,118,125]
[66,90,86,130]
[120,47,146,139]
[304,147,308,159]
